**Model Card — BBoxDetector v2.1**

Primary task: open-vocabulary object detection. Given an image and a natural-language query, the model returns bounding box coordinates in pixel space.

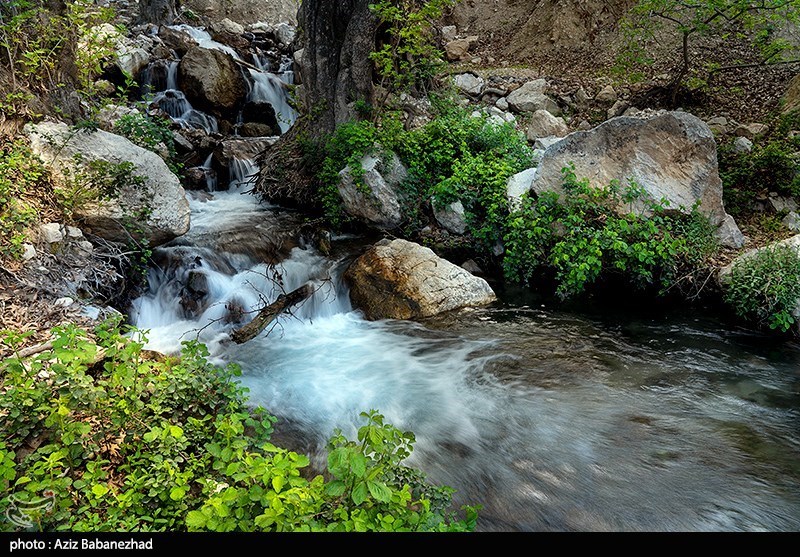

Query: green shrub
[503,166,719,299]
[723,244,800,332]
[720,140,800,215]
[0,319,478,531]
[0,139,49,259]
[113,112,181,175]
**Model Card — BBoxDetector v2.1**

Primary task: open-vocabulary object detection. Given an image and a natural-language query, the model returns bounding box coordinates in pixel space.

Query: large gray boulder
[345,239,496,320]
[338,153,407,229]
[25,121,190,246]
[178,46,248,115]
[530,111,744,247]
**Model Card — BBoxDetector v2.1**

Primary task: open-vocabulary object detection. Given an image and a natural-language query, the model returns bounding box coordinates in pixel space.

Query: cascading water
[247,70,298,133]
[130,163,800,531]
[128,21,800,533]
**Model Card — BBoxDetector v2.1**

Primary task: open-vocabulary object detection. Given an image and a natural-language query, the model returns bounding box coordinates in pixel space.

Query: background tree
[620,0,800,105]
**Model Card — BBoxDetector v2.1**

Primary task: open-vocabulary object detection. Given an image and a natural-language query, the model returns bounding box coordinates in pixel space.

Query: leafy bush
[0,319,478,531]
[720,139,800,215]
[723,244,800,332]
[315,101,533,236]
[113,112,181,175]
[0,139,50,259]
[503,166,718,299]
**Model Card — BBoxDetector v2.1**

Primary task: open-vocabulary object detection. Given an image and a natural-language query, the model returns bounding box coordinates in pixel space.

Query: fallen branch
[16,341,54,359]
[229,283,314,344]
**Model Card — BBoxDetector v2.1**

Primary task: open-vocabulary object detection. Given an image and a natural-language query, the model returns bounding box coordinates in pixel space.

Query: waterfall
[202,153,217,192]
[247,70,298,133]
[228,158,259,192]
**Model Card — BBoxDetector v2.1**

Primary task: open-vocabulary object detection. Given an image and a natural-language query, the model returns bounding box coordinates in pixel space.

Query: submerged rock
[345,239,496,320]
[26,121,190,246]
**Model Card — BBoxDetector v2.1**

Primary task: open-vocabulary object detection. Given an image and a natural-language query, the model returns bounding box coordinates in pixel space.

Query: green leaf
[271,475,285,493]
[186,510,207,529]
[350,452,367,478]
[91,484,109,497]
[169,486,187,501]
[351,481,368,505]
[327,447,348,472]
[169,425,184,438]
[324,480,346,497]
[367,480,392,503]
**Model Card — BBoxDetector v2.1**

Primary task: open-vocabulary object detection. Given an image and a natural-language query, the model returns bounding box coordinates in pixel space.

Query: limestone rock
[732,137,753,153]
[345,239,496,320]
[507,80,560,115]
[595,85,618,105]
[441,25,458,43]
[453,73,485,96]
[433,200,467,234]
[337,153,407,229]
[445,38,472,61]
[783,211,800,231]
[735,123,769,139]
[26,121,190,246]
[526,110,569,141]
[506,168,538,207]
[529,111,742,246]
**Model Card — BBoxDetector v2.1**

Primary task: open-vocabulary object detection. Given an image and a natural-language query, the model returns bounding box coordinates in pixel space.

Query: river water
[130,184,800,532]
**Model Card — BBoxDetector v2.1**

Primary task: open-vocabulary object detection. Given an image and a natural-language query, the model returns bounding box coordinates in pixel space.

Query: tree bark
[255,0,378,207]
[229,283,314,344]
[139,0,178,26]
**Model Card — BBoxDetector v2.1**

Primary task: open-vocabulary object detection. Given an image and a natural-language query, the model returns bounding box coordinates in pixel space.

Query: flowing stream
[130,183,800,532]
[128,24,800,531]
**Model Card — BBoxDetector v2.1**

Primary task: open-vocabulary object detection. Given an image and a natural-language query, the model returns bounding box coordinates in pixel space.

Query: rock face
[25,121,190,246]
[338,153,407,229]
[182,0,298,25]
[178,47,247,115]
[345,239,497,320]
[782,73,800,114]
[530,111,742,246]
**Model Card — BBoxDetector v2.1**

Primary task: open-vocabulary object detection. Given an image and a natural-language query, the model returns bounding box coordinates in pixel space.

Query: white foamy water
[129,115,800,533]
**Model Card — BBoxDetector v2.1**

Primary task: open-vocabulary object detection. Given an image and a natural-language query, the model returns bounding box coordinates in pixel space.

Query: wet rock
[239,122,278,137]
[345,239,496,320]
[158,25,198,56]
[241,100,280,129]
[178,46,248,115]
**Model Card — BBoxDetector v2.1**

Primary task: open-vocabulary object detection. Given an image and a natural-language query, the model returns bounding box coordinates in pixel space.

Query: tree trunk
[139,0,177,26]
[255,0,378,207]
